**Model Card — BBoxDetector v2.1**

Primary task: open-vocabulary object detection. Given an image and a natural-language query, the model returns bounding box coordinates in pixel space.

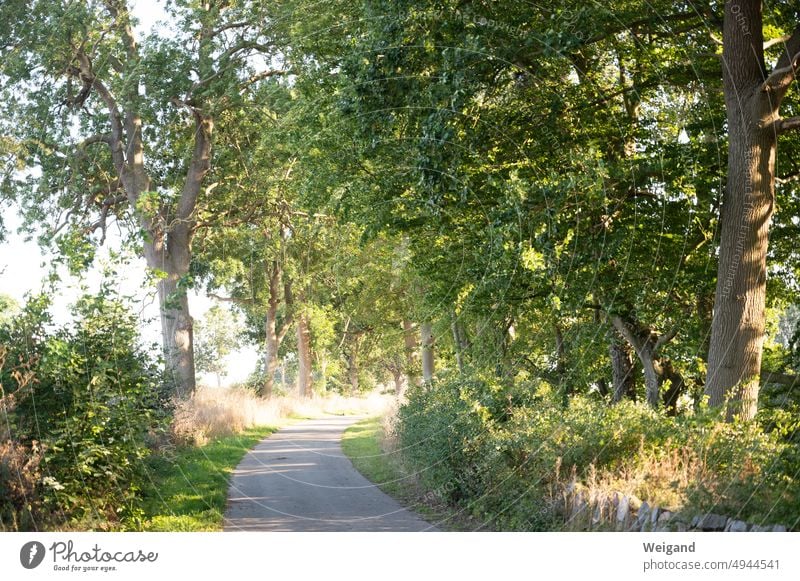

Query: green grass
[341,417,410,499]
[341,416,479,531]
[139,425,278,531]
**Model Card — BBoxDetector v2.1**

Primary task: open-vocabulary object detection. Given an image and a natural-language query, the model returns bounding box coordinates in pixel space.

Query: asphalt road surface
[223,416,436,531]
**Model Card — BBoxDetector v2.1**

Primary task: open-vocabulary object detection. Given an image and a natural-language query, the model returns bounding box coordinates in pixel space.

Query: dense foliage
[1,0,800,531]
[397,380,800,530]
[0,289,168,529]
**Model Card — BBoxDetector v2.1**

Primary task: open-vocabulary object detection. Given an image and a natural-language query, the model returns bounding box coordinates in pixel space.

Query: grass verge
[341,416,480,531]
[139,425,278,531]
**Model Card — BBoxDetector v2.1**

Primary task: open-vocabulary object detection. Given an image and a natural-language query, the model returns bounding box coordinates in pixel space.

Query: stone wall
[559,481,787,532]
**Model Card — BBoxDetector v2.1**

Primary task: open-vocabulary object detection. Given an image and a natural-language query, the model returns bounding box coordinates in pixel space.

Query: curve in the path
[223,416,436,532]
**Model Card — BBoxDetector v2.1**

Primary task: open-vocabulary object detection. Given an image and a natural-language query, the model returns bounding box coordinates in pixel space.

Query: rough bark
[421,322,435,383]
[157,272,196,398]
[258,261,293,398]
[554,323,571,404]
[451,314,469,374]
[609,338,636,403]
[392,368,405,396]
[296,312,313,397]
[346,348,359,395]
[661,360,685,416]
[611,315,679,409]
[261,310,279,398]
[403,319,420,387]
[706,3,800,421]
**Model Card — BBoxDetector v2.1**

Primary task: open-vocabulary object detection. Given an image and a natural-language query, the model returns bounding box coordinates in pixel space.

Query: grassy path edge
[341,416,478,531]
[140,424,281,531]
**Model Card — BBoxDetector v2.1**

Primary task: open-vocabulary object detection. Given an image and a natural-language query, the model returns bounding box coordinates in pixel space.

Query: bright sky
[0,0,258,387]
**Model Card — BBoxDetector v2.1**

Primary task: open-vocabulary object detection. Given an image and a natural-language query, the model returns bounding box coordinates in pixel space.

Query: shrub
[0,439,43,531]
[394,374,800,530]
[1,290,169,528]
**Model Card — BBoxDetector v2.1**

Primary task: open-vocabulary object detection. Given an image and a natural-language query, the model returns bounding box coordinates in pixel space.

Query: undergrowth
[394,376,800,531]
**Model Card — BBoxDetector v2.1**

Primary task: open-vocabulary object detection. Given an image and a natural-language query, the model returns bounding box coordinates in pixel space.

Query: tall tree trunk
[403,319,420,387]
[661,360,685,416]
[451,313,468,374]
[706,3,800,421]
[296,312,313,397]
[346,349,359,395]
[392,368,405,396]
[639,351,661,408]
[611,315,678,409]
[421,322,435,383]
[73,4,214,398]
[258,261,293,398]
[261,311,279,398]
[597,378,609,398]
[554,323,570,405]
[609,338,636,403]
[156,272,196,398]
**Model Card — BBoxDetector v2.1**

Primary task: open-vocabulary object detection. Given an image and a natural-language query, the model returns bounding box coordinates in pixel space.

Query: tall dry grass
[171,387,391,445]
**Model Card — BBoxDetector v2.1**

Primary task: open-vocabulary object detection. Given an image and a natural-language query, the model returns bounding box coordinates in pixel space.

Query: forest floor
[222,416,436,531]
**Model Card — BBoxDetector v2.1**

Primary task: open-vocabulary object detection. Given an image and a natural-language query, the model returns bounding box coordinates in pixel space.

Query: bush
[1,290,169,529]
[0,439,43,531]
[394,374,800,530]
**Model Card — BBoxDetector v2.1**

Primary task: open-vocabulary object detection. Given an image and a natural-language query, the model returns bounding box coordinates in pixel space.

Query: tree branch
[170,110,213,254]
[610,315,644,355]
[776,171,800,185]
[276,315,294,345]
[68,52,127,174]
[86,193,127,244]
[77,133,112,149]
[654,326,679,352]
[773,24,800,71]
[208,293,254,305]
[240,69,287,90]
[777,116,800,134]
[209,20,254,38]
[760,370,798,386]
[764,34,792,51]
[102,0,139,61]
[762,49,800,96]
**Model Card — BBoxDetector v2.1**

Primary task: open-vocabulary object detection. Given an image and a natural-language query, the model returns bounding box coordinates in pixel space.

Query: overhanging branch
[777,116,800,133]
[763,44,800,97]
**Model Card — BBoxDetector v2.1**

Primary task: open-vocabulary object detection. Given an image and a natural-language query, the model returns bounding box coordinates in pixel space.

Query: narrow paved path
[223,416,436,531]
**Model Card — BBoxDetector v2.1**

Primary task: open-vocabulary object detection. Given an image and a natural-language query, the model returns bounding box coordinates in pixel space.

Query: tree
[0,294,20,327]
[0,0,288,396]
[194,304,241,388]
[706,2,800,420]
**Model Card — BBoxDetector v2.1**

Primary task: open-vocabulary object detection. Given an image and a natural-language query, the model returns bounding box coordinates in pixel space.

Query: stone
[697,513,728,531]
[616,495,631,531]
[569,491,590,531]
[725,520,749,532]
[636,501,651,530]
[650,506,661,527]
[690,515,700,529]
[771,525,787,532]
[655,510,673,532]
[749,525,769,532]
